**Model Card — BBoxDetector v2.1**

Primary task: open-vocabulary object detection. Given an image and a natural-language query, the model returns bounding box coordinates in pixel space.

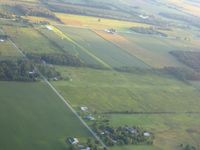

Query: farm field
[2,26,60,54]
[108,113,200,150]
[94,30,183,68]
[38,26,103,67]
[0,81,92,150]
[166,0,200,17]
[52,66,200,113]
[121,33,187,68]
[56,26,149,68]
[55,13,150,31]
[0,0,200,150]
[0,40,21,58]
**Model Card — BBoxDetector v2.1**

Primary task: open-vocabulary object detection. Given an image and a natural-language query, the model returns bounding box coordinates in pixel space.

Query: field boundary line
[103,111,200,115]
[5,34,108,149]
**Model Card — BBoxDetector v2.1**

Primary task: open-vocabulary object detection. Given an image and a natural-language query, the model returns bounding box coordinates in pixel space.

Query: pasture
[52,66,200,113]
[0,81,92,150]
[56,26,149,68]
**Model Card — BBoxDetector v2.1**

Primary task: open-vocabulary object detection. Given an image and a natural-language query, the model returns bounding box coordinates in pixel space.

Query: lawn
[52,66,200,113]
[2,26,59,54]
[56,26,149,68]
[0,81,92,150]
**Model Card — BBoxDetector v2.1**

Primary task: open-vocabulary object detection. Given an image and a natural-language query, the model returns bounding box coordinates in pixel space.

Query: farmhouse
[81,147,91,150]
[80,106,88,111]
[84,114,95,121]
[46,25,53,31]
[139,14,149,19]
[104,28,116,34]
[68,137,79,145]
[125,127,137,134]
[144,132,151,137]
[28,71,36,75]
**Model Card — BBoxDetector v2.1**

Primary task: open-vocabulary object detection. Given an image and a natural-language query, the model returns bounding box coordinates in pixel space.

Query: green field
[120,32,185,68]
[110,145,160,150]
[1,0,200,150]
[52,66,200,150]
[38,27,103,67]
[52,66,200,113]
[2,26,59,54]
[0,82,92,150]
[56,26,149,68]
[0,40,21,58]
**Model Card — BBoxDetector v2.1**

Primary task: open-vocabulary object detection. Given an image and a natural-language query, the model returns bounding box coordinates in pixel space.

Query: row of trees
[130,27,167,37]
[69,138,103,150]
[159,12,200,28]
[180,144,197,150]
[170,51,200,71]
[92,121,153,147]
[10,4,60,21]
[27,53,83,67]
[115,66,200,81]
[0,59,61,81]
[0,59,37,81]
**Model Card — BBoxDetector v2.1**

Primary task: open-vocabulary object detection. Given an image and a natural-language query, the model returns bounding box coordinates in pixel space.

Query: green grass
[52,66,200,113]
[2,26,59,54]
[120,32,184,68]
[0,81,92,150]
[0,40,21,58]
[110,145,160,150]
[56,26,149,68]
[38,27,104,67]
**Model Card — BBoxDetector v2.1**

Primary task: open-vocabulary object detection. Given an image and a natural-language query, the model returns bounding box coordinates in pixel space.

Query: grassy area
[55,13,149,31]
[56,26,149,68]
[52,66,200,113]
[110,145,160,150]
[120,32,185,68]
[0,81,92,150]
[38,26,103,67]
[108,113,200,150]
[0,40,21,58]
[2,26,60,54]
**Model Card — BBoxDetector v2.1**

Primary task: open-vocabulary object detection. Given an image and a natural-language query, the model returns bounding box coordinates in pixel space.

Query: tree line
[170,51,200,71]
[9,4,60,21]
[92,120,153,147]
[115,66,200,81]
[0,59,61,81]
[130,27,167,37]
[27,53,83,67]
